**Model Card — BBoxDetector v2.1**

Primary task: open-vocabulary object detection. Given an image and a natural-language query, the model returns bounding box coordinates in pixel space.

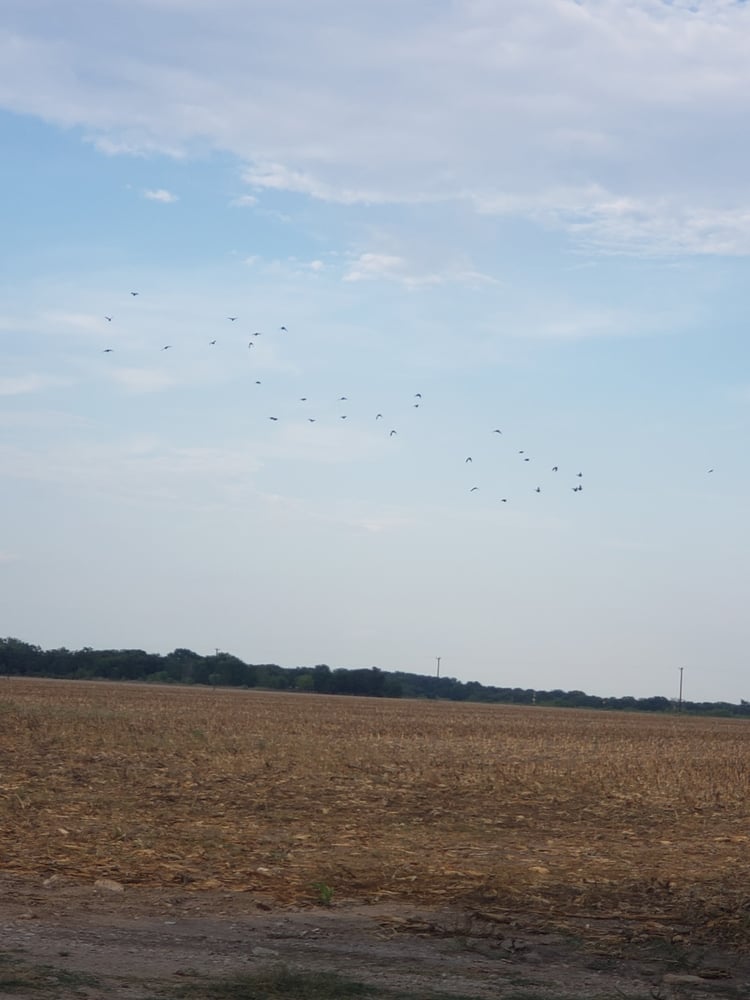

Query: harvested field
[1,678,749,945]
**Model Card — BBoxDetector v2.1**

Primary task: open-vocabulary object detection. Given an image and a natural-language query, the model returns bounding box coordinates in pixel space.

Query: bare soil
[1,875,749,1000]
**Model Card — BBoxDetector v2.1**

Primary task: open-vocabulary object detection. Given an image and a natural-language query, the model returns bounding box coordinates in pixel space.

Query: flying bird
[280,326,288,332]
[376,413,383,420]
[470,487,479,492]
[130,292,139,297]
[209,339,217,345]
[228,316,237,321]
[162,345,172,350]
[253,331,262,337]
[500,498,508,503]
[300,397,307,401]
[339,396,347,401]
[465,457,472,463]
[707,468,714,474]
[552,466,558,472]
[535,487,541,493]
[577,472,583,478]
[390,430,397,437]
[269,416,278,421]
[308,418,316,423]
[340,415,347,420]
[255,380,262,385]
[524,457,530,462]
[248,341,254,348]
[493,429,502,434]
[102,348,113,353]
[104,316,112,322]
[415,393,422,399]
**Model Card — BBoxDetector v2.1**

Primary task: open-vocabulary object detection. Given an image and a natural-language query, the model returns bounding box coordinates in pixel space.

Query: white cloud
[143,188,178,203]
[343,251,496,289]
[108,367,177,393]
[473,185,750,257]
[3,1,750,254]
[0,374,71,396]
[231,193,258,207]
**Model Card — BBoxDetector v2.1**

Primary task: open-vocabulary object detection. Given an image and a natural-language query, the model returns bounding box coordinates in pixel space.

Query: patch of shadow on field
[1,885,750,1000]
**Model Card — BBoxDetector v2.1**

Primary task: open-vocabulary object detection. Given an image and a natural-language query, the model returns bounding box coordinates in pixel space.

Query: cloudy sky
[2,0,749,701]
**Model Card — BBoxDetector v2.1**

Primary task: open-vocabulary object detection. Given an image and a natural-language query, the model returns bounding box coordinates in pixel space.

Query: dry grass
[1,679,749,941]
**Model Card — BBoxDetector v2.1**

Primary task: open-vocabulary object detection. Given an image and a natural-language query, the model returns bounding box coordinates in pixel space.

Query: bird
[300,397,307,402]
[415,393,422,399]
[102,348,113,353]
[253,331,262,337]
[552,466,558,472]
[209,339,217,345]
[376,413,383,420]
[308,418,316,423]
[465,457,472,463]
[414,403,420,408]
[707,469,714,474]
[255,380,262,385]
[339,396,347,401]
[518,450,524,454]
[269,416,278,421]
[162,345,172,350]
[248,342,254,348]
[130,291,139,297]
[390,430,397,437]
[104,316,112,322]
[470,487,479,492]
[228,316,237,322]
[535,487,541,493]
[493,429,502,434]
[524,458,530,462]
[340,415,347,420]
[576,472,583,478]
[500,498,508,503]
[280,326,288,332]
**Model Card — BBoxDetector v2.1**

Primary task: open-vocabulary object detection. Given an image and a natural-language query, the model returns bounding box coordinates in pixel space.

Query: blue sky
[2,0,749,701]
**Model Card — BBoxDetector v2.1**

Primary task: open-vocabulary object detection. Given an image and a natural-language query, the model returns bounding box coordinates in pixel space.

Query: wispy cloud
[0,374,71,396]
[143,187,179,203]
[3,0,750,257]
[107,367,177,393]
[473,186,750,257]
[230,193,258,207]
[343,252,496,289]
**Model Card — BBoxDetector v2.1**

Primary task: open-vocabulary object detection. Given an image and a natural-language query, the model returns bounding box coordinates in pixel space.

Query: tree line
[0,637,747,717]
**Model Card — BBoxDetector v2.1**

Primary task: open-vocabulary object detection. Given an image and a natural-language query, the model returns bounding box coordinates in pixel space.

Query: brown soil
[1,875,749,1000]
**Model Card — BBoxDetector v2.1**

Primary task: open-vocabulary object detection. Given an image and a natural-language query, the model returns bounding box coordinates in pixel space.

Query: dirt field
[1,679,749,998]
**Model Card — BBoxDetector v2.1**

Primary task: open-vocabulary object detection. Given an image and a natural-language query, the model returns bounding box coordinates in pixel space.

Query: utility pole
[436,656,441,678]
[678,667,684,711]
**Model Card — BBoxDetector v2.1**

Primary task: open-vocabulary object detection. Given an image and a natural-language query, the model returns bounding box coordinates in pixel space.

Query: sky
[2,0,749,702]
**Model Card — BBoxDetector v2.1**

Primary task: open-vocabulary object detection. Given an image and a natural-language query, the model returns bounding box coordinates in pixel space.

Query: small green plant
[311,881,334,906]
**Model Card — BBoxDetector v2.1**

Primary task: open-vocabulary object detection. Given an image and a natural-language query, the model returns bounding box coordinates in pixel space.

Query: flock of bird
[95,294,592,505]
[94,294,716,504]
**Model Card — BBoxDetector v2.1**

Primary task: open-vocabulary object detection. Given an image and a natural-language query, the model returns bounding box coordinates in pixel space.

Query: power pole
[678,667,684,711]
[436,656,441,678]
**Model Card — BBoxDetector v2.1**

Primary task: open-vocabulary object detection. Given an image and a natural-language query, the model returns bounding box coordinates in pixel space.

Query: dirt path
[1,877,749,999]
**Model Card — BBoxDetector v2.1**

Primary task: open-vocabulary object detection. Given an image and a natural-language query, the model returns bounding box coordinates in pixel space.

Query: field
[1,678,749,947]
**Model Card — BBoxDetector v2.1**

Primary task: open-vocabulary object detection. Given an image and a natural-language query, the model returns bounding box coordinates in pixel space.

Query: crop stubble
[1,679,748,940]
